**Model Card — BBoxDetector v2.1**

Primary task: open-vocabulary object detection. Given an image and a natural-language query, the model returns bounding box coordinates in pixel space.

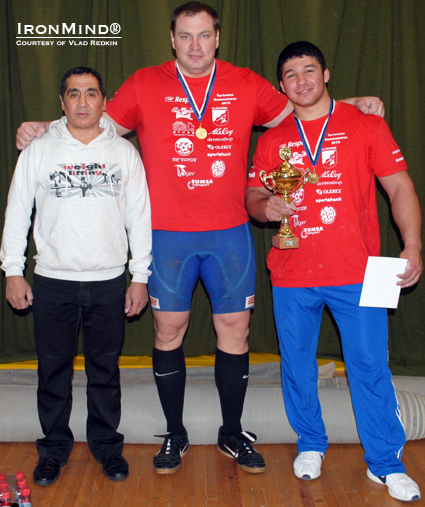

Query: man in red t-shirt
[15,3,384,477]
[246,41,423,502]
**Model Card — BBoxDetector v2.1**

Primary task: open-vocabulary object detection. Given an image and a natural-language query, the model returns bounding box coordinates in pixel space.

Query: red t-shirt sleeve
[252,74,288,127]
[106,72,140,132]
[369,117,408,177]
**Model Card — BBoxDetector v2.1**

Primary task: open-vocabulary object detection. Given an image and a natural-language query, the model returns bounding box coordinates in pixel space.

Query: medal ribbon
[176,60,217,123]
[293,99,335,167]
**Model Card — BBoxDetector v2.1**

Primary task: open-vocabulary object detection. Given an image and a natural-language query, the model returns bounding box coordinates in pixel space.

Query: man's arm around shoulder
[16,112,132,150]
[263,96,385,129]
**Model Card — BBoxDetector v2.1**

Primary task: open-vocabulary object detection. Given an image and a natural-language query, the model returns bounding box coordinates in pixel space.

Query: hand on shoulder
[16,121,49,150]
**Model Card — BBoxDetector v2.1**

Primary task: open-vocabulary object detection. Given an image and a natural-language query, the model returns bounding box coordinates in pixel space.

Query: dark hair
[60,67,106,99]
[277,41,327,83]
[171,1,220,34]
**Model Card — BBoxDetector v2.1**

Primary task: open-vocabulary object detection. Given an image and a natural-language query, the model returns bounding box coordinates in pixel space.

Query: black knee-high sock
[152,346,187,436]
[215,347,249,436]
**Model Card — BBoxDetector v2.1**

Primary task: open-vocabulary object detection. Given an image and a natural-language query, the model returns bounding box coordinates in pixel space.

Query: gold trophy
[259,147,310,249]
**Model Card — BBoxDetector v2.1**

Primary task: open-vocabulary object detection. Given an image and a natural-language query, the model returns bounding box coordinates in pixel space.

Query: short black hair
[171,1,220,34]
[60,67,106,99]
[277,41,327,83]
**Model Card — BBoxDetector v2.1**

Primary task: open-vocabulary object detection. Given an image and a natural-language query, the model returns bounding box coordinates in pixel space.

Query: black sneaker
[153,433,189,474]
[217,427,266,473]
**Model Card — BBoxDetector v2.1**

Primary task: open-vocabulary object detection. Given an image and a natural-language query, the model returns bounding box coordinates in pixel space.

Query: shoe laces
[233,435,258,458]
[156,434,187,455]
[297,451,323,464]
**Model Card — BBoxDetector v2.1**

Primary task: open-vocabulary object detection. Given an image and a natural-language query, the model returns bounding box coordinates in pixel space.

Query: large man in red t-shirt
[246,41,423,502]
[16,2,384,477]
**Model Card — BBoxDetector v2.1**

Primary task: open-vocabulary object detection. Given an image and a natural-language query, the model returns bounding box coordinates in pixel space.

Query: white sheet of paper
[359,256,407,309]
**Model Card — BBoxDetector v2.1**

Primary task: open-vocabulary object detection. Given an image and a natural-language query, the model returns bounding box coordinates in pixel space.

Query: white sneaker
[294,451,324,480]
[367,468,421,502]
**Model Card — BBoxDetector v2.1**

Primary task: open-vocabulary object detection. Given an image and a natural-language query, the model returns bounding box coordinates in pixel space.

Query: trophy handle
[259,170,275,192]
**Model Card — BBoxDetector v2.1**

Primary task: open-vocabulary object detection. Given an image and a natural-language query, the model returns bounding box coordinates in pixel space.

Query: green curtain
[1,0,424,374]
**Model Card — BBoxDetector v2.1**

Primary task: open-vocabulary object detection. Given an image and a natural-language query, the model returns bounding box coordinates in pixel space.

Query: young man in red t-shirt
[246,41,422,502]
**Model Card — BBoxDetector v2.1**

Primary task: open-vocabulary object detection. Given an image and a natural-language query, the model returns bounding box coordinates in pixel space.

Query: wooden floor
[1,440,425,506]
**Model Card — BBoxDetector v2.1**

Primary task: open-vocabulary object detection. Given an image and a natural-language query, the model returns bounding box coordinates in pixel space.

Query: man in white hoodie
[0,67,152,485]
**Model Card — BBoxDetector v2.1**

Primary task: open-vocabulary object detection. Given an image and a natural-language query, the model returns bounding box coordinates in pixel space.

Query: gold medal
[308,171,319,184]
[196,126,207,139]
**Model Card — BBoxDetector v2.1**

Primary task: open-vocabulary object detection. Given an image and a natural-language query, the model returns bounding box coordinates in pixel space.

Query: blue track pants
[273,284,406,476]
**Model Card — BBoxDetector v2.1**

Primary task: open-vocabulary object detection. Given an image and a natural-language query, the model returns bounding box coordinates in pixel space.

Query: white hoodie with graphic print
[1,117,152,283]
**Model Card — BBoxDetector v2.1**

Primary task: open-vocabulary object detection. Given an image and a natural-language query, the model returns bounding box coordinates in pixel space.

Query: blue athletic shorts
[148,223,256,314]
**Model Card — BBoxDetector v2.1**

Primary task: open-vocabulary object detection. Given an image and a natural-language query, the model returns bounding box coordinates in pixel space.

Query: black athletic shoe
[153,433,189,474]
[217,426,266,473]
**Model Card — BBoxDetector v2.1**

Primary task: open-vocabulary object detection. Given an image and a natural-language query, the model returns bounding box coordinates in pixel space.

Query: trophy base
[272,235,299,249]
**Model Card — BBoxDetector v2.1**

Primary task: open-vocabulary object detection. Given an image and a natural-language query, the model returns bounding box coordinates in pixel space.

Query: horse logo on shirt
[322,147,338,168]
[212,107,229,125]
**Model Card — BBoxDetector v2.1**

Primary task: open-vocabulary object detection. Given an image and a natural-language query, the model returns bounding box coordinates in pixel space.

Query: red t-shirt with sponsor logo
[247,101,408,288]
[106,59,287,231]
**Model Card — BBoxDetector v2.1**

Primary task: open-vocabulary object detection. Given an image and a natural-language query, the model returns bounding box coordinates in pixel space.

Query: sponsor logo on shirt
[291,151,307,165]
[212,107,229,125]
[173,121,195,136]
[172,157,197,163]
[187,179,213,189]
[287,141,303,148]
[316,197,342,203]
[317,180,342,186]
[248,171,256,178]
[165,96,189,104]
[176,165,195,177]
[320,170,342,180]
[322,147,338,168]
[279,144,307,165]
[208,127,234,136]
[320,206,337,224]
[292,188,305,205]
[175,138,194,156]
[292,215,306,229]
[316,188,341,195]
[172,106,192,120]
[211,160,226,178]
[207,137,233,142]
[207,144,232,150]
[300,226,323,238]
